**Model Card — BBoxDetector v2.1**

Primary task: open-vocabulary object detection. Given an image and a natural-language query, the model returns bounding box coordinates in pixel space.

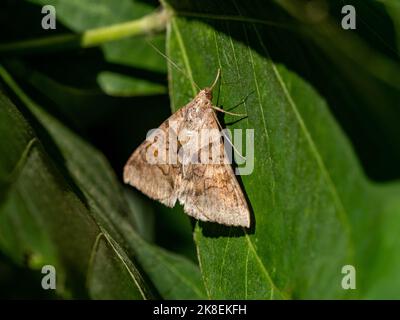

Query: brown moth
[123,72,250,228]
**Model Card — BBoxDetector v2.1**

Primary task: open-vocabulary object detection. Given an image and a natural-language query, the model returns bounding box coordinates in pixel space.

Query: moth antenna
[209,68,221,92]
[146,39,200,91]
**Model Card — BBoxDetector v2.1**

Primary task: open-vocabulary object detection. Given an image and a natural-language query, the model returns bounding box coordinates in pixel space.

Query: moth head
[203,88,213,100]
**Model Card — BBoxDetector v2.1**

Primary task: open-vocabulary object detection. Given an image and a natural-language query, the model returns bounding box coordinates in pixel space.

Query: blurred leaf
[379,0,400,51]
[27,0,166,71]
[87,234,146,299]
[123,188,155,243]
[363,183,400,298]
[0,66,206,299]
[0,253,58,299]
[166,0,400,299]
[97,71,166,97]
[153,203,197,263]
[272,0,400,180]
[24,0,167,96]
[0,88,150,299]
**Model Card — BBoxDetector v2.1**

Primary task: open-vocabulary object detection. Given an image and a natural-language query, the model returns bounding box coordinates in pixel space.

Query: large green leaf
[165,0,400,299]
[0,66,206,299]
[273,0,400,181]
[0,89,149,299]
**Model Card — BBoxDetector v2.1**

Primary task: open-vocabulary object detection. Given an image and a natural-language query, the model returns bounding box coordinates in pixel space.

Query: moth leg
[211,111,245,160]
[213,90,254,116]
[212,105,247,117]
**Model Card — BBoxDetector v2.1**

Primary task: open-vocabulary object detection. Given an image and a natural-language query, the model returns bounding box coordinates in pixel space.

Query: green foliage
[0,0,399,299]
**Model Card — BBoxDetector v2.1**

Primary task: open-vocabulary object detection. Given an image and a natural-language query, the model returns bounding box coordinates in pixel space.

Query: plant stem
[81,9,169,47]
[0,9,169,55]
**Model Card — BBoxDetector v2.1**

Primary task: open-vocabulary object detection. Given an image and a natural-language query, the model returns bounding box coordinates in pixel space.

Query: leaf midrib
[211,25,284,299]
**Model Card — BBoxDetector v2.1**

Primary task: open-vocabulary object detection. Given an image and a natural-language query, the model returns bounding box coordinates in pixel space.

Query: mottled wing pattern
[179,163,250,227]
[178,110,251,228]
[123,106,187,207]
[124,90,251,227]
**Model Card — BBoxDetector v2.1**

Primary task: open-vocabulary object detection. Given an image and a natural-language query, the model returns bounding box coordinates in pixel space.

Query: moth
[123,70,250,228]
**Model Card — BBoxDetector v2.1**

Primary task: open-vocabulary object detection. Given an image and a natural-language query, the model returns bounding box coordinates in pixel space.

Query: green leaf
[0,65,206,299]
[273,0,400,180]
[165,0,400,299]
[97,71,166,97]
[25,0,167,96]
[363,183,400,298]
[86,234,146,300]
[0,89,150,299]
[373,0,400,52]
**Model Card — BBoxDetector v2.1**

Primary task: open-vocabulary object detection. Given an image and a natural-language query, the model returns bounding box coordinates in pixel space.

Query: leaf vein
[171,19,197,96]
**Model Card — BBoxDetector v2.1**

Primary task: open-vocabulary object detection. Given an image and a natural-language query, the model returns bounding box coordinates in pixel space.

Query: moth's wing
[123,107,187,207]
[179,163,250,227]
[178,110,251,228]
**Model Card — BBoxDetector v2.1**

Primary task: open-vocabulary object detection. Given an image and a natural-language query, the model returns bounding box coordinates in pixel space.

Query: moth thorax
[203,88,213,100]
[186,103,206,123]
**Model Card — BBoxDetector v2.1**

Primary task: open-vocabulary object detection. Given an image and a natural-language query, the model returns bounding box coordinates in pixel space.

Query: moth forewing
[123,86,251,228]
